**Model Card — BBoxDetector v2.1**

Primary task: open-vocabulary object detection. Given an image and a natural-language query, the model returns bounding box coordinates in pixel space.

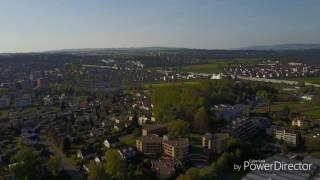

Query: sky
[0,0,319,53]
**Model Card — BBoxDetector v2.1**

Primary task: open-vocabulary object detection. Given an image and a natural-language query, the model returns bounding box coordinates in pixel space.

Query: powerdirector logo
[233,159,312,172]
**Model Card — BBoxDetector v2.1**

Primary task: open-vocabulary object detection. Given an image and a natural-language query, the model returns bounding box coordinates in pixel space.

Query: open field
[144,80,203,88]
[285,77,320,84]
[271,101,320,120]
[180,59,259,73]
[180,62,226,73]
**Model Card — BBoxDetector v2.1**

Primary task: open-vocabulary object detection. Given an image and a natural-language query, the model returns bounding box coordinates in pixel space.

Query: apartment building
[162,138,189,161]
[202,133,229,154]
[142,124,168,136]
[291,116,313,128]
[267,126,300,146]
[136,134,162,155]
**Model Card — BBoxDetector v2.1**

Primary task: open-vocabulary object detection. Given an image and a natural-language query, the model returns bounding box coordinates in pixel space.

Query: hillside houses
[226,62,320,79]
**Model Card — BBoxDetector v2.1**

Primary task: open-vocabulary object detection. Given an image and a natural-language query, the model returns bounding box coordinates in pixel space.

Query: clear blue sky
[0,0,319,52]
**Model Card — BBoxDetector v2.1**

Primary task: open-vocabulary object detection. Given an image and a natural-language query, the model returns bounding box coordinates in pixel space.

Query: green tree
[256,90,273,111]
[11,148,46,180]
[282,105,292,120]
[185,168,201,179]
[87,160,108,180]
[214,152,233,175]
[168,120,190,138]
[305,137,320,152]
[193,106,209,132]
[47,157,62,176]
[62,137,71,153]
[104,149,126,176]
[281,143,290,154]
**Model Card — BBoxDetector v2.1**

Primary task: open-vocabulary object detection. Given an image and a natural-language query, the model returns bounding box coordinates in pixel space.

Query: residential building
[152,159,175,180]
[142,124,168,136]
[37,77,50,89]
[15,94,32,108]
[162,138,189,161]
[104,136,120,148]
[292,116,313,128]
[214,104,249,122]
[267,127,300,146]
[136,135,162,155]
[202,133,229,154]
[301,95,313,101]
[230,118,259,140]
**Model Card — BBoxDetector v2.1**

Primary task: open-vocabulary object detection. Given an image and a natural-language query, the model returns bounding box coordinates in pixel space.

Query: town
[1,48,320,180]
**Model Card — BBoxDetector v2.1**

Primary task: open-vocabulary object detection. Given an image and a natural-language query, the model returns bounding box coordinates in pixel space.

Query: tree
[256,90,273,112]
[185,168,200,179]
[87,160,108,180]
[47,157,62,176]
[11,147,46,180]
[193,106,209,132]
[61,101,67,111]
[62,137,71,153]
[104,149,126,176]
[305,137,320,152]
[214,152,232,175]
[176,174,192,180]
[281,143,290,154]
[168,120,190,138]
[282,105,292,121]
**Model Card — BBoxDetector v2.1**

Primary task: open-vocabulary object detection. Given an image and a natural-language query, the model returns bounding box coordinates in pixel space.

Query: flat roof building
[162,138,189,161]
[292,116,313,128]
[136,135,162,155]
[142,123,168,136]
[202,133,229,154]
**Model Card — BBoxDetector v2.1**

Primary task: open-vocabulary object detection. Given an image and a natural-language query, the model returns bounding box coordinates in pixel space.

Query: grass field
[285,77,320,84]
[144,80,203,88]
[271,101,320,120]
[180,59,259,73]
[180,63,226,73]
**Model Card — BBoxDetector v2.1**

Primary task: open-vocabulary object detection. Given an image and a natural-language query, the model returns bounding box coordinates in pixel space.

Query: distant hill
[45,47,192,55]
[245,43,320,50]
